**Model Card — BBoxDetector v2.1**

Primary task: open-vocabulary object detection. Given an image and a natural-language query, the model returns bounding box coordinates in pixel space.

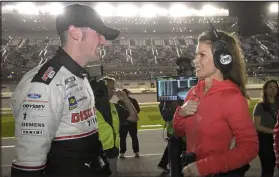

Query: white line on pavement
[123,153,163,158]
[1,137,15,139]
[1,153,163,168]
[1,145,15,148]
[1,128,163,140]
[138,128,163,131]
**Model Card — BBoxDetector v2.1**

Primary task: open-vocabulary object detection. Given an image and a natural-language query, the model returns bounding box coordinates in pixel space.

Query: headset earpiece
[207,18,234,76]
[212,40,233,73]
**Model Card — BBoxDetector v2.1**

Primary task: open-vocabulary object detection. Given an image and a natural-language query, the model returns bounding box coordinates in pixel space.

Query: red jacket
[274,113,279,168]
[173,79,259,176]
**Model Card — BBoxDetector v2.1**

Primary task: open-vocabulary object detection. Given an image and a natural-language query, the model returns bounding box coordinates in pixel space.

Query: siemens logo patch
[21,129,44,136]
[22,122,45,127]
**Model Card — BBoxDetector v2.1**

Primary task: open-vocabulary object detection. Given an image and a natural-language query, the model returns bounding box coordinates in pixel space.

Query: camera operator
[92,76,139,177]
[157,57,193,176]
[10,4,119,177]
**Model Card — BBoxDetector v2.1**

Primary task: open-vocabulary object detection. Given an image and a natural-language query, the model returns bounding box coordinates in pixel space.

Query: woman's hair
[198,30,249,99]
[261,80,279,110]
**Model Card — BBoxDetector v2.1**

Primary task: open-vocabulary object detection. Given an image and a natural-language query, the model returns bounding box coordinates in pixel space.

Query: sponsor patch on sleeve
[21,129,44,136]
[42,66,56,81]
[27,93,41,99]
[68,96,78,110]
[65,77,77,89]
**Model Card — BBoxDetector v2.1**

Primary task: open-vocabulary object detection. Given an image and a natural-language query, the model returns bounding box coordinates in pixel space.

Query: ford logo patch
[27,93,41,99]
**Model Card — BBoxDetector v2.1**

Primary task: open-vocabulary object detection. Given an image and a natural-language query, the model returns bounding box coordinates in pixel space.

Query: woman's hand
[182,162,201,177]
[178,100,199,117]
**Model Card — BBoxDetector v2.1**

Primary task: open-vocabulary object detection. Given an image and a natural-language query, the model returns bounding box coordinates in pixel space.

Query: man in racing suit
[10,4,120,177]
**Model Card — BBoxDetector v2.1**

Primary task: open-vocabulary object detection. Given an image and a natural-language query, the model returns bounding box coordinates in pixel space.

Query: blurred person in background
[253,80,279,177]
[94,77,139,177]
[274,111,279,177]
[10,4,119,177]
[118,88,141,158]
[173,30,258,177]
[157,57,193,176]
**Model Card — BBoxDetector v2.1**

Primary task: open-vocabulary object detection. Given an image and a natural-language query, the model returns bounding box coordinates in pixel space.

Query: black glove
[180,152,196,167]
[95,152,111,176]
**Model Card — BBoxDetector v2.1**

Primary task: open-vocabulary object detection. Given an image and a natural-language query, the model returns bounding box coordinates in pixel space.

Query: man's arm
[131,98,140,113]
[115,90,138,122]
[10,81,63,177]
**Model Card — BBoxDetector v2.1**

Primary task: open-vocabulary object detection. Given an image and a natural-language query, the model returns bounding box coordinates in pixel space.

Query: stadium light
[157,7,168,16]
[39,3,63,15]
[1,2,229,17]
[16,2,39,15]
[115,4,138,17]
[219,8,229,16]
[95,3,115,17]
[201,4,218,16]
[2,5,14,13]
[139,4,158,18]
[269,3,278,13]
[169,4,188,17]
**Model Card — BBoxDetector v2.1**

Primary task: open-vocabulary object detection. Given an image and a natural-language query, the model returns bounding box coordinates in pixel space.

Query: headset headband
[206,17,224,43]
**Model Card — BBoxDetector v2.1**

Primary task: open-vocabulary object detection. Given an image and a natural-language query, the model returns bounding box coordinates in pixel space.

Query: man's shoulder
[31,59,63,85]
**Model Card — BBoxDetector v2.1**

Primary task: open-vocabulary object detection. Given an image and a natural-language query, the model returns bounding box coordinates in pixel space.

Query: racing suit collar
[56,47,88,78]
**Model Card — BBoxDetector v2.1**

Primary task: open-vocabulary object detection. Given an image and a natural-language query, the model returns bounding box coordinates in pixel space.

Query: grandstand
[1,2,278,86]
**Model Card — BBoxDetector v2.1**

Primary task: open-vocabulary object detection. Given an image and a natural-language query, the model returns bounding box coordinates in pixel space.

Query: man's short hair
[58,31,68,47]
[122,88,131,95]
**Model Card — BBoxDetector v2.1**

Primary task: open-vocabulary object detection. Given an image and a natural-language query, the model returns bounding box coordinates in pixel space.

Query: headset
[207,18,233,75]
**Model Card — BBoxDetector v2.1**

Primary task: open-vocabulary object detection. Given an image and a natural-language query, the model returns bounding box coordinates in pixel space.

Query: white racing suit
[10,48,110,177]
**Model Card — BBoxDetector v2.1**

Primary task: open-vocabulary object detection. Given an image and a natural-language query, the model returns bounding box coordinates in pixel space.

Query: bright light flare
[2,5,14,13]
[115,4,138,17]
[269,3,278,13]
[40,3,63,15]
[16,2,39,15]
[95,3,115,17]
[202,4,218,16]
[157,8,168,16]
[169,4,188,17]
[139,4,158,17]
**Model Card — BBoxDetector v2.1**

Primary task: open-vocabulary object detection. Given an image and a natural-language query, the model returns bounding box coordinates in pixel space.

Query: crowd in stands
[1,33,278,81]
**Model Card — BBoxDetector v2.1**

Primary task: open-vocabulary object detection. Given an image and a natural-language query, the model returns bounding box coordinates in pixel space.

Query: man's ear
[68,25,83,41]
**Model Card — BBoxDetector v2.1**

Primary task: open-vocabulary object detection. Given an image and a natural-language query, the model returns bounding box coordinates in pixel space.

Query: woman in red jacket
[173,30,259,177]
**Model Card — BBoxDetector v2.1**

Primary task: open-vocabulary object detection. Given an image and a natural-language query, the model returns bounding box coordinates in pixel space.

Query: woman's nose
[193,57,199,66]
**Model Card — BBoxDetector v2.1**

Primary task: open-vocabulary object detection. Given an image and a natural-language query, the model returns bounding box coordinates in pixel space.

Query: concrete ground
[1,129,264,177]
